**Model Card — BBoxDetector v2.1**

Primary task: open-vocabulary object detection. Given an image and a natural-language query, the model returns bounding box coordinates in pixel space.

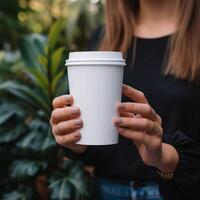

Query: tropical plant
[0,19,96,199]
[0,0,104,50]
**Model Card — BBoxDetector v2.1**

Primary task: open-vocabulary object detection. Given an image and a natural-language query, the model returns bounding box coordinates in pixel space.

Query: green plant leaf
[41,127,56,151]
[28,118,49,130]
[25,67,49,96]
[0,126,25,143]
[17,121,56,152]
[38,55,48,69]
[0,109,17,125]
[51,71,64,94]
[48,160,95,200]
[2,191,27,200]
[51,47,65,76]
[0,102,26,125]
[66,162,95,198]
[67,165,87,196]
[0,4,103,199]
[49,172,73,200]
[0,81,50,115]
[2,185,35,200]
[20,34,46,72]
[38,55,48,74]
[0,81,37,107]
[54,75,68,97]
[48,19,65,50]
[9,160,47,180]
[0,102,26,143]
[16,130,56,152]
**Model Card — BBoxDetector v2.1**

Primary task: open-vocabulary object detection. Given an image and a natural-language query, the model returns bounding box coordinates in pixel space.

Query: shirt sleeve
[159,130,200,200]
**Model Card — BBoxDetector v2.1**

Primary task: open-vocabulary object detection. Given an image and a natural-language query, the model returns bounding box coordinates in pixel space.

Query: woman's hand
[113,84,179,172]
[50,95,87,154]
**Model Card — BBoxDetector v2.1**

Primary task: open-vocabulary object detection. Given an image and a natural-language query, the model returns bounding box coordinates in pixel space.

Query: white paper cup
[65,51,126,145]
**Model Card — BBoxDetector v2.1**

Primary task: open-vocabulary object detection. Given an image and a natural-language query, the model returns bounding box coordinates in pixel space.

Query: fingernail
[74,119,82,126]
[122,84,128,90]
[74,132,81,137]
[118,103,125,110]
[114,118,123,125]
[64,95,71,101]
[71,107,80,114]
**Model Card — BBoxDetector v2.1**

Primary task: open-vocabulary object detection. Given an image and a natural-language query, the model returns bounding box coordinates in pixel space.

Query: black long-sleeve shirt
[62,28,200,200]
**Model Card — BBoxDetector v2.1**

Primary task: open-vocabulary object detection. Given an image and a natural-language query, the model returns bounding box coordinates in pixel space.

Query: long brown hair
[100,0,200,82]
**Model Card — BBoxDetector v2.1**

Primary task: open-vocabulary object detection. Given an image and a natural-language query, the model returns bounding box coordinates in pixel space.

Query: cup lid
[65,51,126,66]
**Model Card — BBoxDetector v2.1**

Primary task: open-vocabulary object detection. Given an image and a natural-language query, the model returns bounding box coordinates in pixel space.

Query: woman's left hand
[113,84,164,168]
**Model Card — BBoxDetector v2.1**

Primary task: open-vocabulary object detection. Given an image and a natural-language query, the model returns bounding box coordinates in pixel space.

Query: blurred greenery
[0,0,103,199]
[0,0,104,49]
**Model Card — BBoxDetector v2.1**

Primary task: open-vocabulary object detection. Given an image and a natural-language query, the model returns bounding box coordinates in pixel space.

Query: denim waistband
[95,177,163,199]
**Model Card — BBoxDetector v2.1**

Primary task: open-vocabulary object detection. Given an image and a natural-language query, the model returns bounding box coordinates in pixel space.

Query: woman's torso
[87,32,200,181]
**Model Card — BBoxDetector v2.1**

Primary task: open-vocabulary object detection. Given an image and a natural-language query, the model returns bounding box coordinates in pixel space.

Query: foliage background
[0,0,103,199]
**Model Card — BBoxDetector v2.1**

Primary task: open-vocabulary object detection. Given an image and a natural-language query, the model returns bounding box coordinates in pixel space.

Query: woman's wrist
[153,143,179,172]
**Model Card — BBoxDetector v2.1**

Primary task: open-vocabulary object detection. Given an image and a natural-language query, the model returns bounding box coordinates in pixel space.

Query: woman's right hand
[50,95,87,154]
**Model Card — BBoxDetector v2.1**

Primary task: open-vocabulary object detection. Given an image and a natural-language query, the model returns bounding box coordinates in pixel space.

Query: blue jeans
[95,177,163,200]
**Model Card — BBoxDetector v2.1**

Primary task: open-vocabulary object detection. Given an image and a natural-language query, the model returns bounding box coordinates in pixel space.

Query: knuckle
[159,126,163,135]
[129,103,134,110]
[127,118,133,126]
[55,136,65,145]
[139,91,145,99]
[146,105,152,115]
[52,126,56,135]
[143,119,151,129]
[157,115,162,125]
[56,123,63,134]
[51,109,58,120]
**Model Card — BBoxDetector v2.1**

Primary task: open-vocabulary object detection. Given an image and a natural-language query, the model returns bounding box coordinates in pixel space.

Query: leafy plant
[0,0,104,50]
[0,19,95,199]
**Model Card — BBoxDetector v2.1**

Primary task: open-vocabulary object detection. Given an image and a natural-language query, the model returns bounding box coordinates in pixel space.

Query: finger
[117,102,157,121]
[119,111,135,118]
[156,114,162,125]
[51,106,81,125]
[122,84,148,104]
[113,117,155,134]
[52,95,73,109]
[118,127,162,150]
[149,122,163,136]
[55,131,81,146]
[117,127,148,143]
[52,118,83,136]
